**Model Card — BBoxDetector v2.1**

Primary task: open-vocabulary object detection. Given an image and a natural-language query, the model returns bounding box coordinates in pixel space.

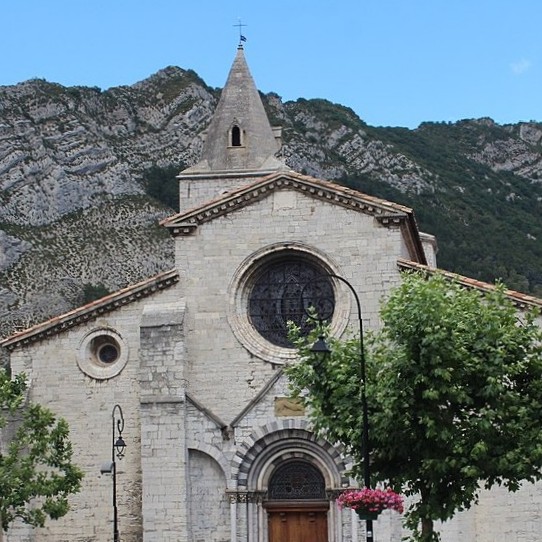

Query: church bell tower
[177,45,288,211]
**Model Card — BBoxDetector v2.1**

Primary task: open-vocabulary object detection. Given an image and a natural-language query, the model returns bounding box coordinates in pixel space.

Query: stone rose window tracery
[248,258,335,348]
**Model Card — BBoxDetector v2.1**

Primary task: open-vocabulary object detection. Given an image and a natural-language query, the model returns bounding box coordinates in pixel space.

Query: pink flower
[337,488,404,514]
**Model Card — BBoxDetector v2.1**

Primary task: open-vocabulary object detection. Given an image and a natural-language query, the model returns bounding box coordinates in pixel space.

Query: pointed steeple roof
[181,45,284,177]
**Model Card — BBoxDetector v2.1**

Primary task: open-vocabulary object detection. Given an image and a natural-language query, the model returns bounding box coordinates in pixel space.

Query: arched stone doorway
[265,460,329,542]
[231,423,349,542]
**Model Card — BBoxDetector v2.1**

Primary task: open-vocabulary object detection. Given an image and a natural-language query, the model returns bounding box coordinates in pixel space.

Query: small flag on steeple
[234,19,248,45]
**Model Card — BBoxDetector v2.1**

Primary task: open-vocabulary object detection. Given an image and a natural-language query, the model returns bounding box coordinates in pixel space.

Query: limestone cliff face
[274,99,436,193]
[0,67,218,334]
[0,68,214,226]
[467,119,542,179]
[1,69,541,337]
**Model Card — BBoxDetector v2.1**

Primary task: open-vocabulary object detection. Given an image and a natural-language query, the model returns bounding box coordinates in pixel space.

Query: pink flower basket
[337,488,404,520]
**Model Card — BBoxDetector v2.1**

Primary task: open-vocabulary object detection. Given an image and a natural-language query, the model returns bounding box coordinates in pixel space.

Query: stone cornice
[1,269,179,350]
[177,167,288,181]
[163,171,427,264]
[164,172,410,230]
[375,213,406,226]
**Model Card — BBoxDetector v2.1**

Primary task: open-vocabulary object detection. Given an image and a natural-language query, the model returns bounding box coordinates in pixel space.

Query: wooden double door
[267,504,328,542]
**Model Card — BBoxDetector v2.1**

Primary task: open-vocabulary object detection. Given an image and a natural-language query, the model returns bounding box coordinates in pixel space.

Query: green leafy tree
[142,164,184,210]
[82,283,111,305]
[0,369,83,532]
[286,272,542,542]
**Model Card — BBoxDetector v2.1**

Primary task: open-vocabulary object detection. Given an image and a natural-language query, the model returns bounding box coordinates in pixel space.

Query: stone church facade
[2,45,542,542]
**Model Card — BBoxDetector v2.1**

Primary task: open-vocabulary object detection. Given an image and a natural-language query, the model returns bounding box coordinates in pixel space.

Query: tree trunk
[418,487,435,542]
[421,517,434,541]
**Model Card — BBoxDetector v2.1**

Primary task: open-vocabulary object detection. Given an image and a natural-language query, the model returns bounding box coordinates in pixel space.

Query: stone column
[139,302,187,542]
[229,494,238,542]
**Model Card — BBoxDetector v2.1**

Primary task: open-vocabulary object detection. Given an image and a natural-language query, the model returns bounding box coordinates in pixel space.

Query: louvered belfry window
[248,258,334,348]
[268,461,326,500]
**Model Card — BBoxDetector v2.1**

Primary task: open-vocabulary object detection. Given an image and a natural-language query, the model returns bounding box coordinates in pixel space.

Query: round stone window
[228,243,349,364]
[77,328,128,380]
[248,258,335,348]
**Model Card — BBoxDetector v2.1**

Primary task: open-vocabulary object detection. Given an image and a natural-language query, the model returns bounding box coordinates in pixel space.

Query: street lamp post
[101,404,127,542]
[310,274,373,542]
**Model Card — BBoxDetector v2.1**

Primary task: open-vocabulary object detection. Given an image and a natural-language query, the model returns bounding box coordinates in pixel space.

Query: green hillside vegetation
[142,163,185,210]
[364,122,542,295]
[271,93,542,295]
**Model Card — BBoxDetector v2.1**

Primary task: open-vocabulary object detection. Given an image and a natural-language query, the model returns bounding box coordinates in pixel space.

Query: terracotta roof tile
[1,269,179,350]
[163,170,414,226]
[398,259,542,309]
[161,170,426,265]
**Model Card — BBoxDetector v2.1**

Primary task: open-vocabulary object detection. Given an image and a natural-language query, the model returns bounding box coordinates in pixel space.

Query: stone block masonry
[139,302,189,542]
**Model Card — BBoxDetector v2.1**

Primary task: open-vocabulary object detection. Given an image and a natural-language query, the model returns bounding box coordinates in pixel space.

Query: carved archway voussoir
[232,421,348,490]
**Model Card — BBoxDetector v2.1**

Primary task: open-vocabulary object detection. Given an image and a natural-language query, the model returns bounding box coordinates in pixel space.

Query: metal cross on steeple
[234,19,247,46]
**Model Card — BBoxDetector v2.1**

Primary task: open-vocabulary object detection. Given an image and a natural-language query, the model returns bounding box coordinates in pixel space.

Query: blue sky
[1,0,540,128]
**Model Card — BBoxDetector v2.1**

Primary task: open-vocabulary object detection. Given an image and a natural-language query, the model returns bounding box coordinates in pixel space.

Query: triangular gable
[398,258,542,310]
[1,269,179,350]
[162,171,427,264]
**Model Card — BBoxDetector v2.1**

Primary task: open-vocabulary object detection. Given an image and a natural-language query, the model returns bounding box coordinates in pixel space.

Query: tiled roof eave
[1,269,180,351]
[397,259,542,309]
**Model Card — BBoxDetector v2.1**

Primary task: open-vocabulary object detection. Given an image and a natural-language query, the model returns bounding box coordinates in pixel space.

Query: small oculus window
[77,328,128,380]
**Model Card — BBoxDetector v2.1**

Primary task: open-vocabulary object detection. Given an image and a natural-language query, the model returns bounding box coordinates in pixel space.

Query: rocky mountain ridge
[1,66,541,338]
